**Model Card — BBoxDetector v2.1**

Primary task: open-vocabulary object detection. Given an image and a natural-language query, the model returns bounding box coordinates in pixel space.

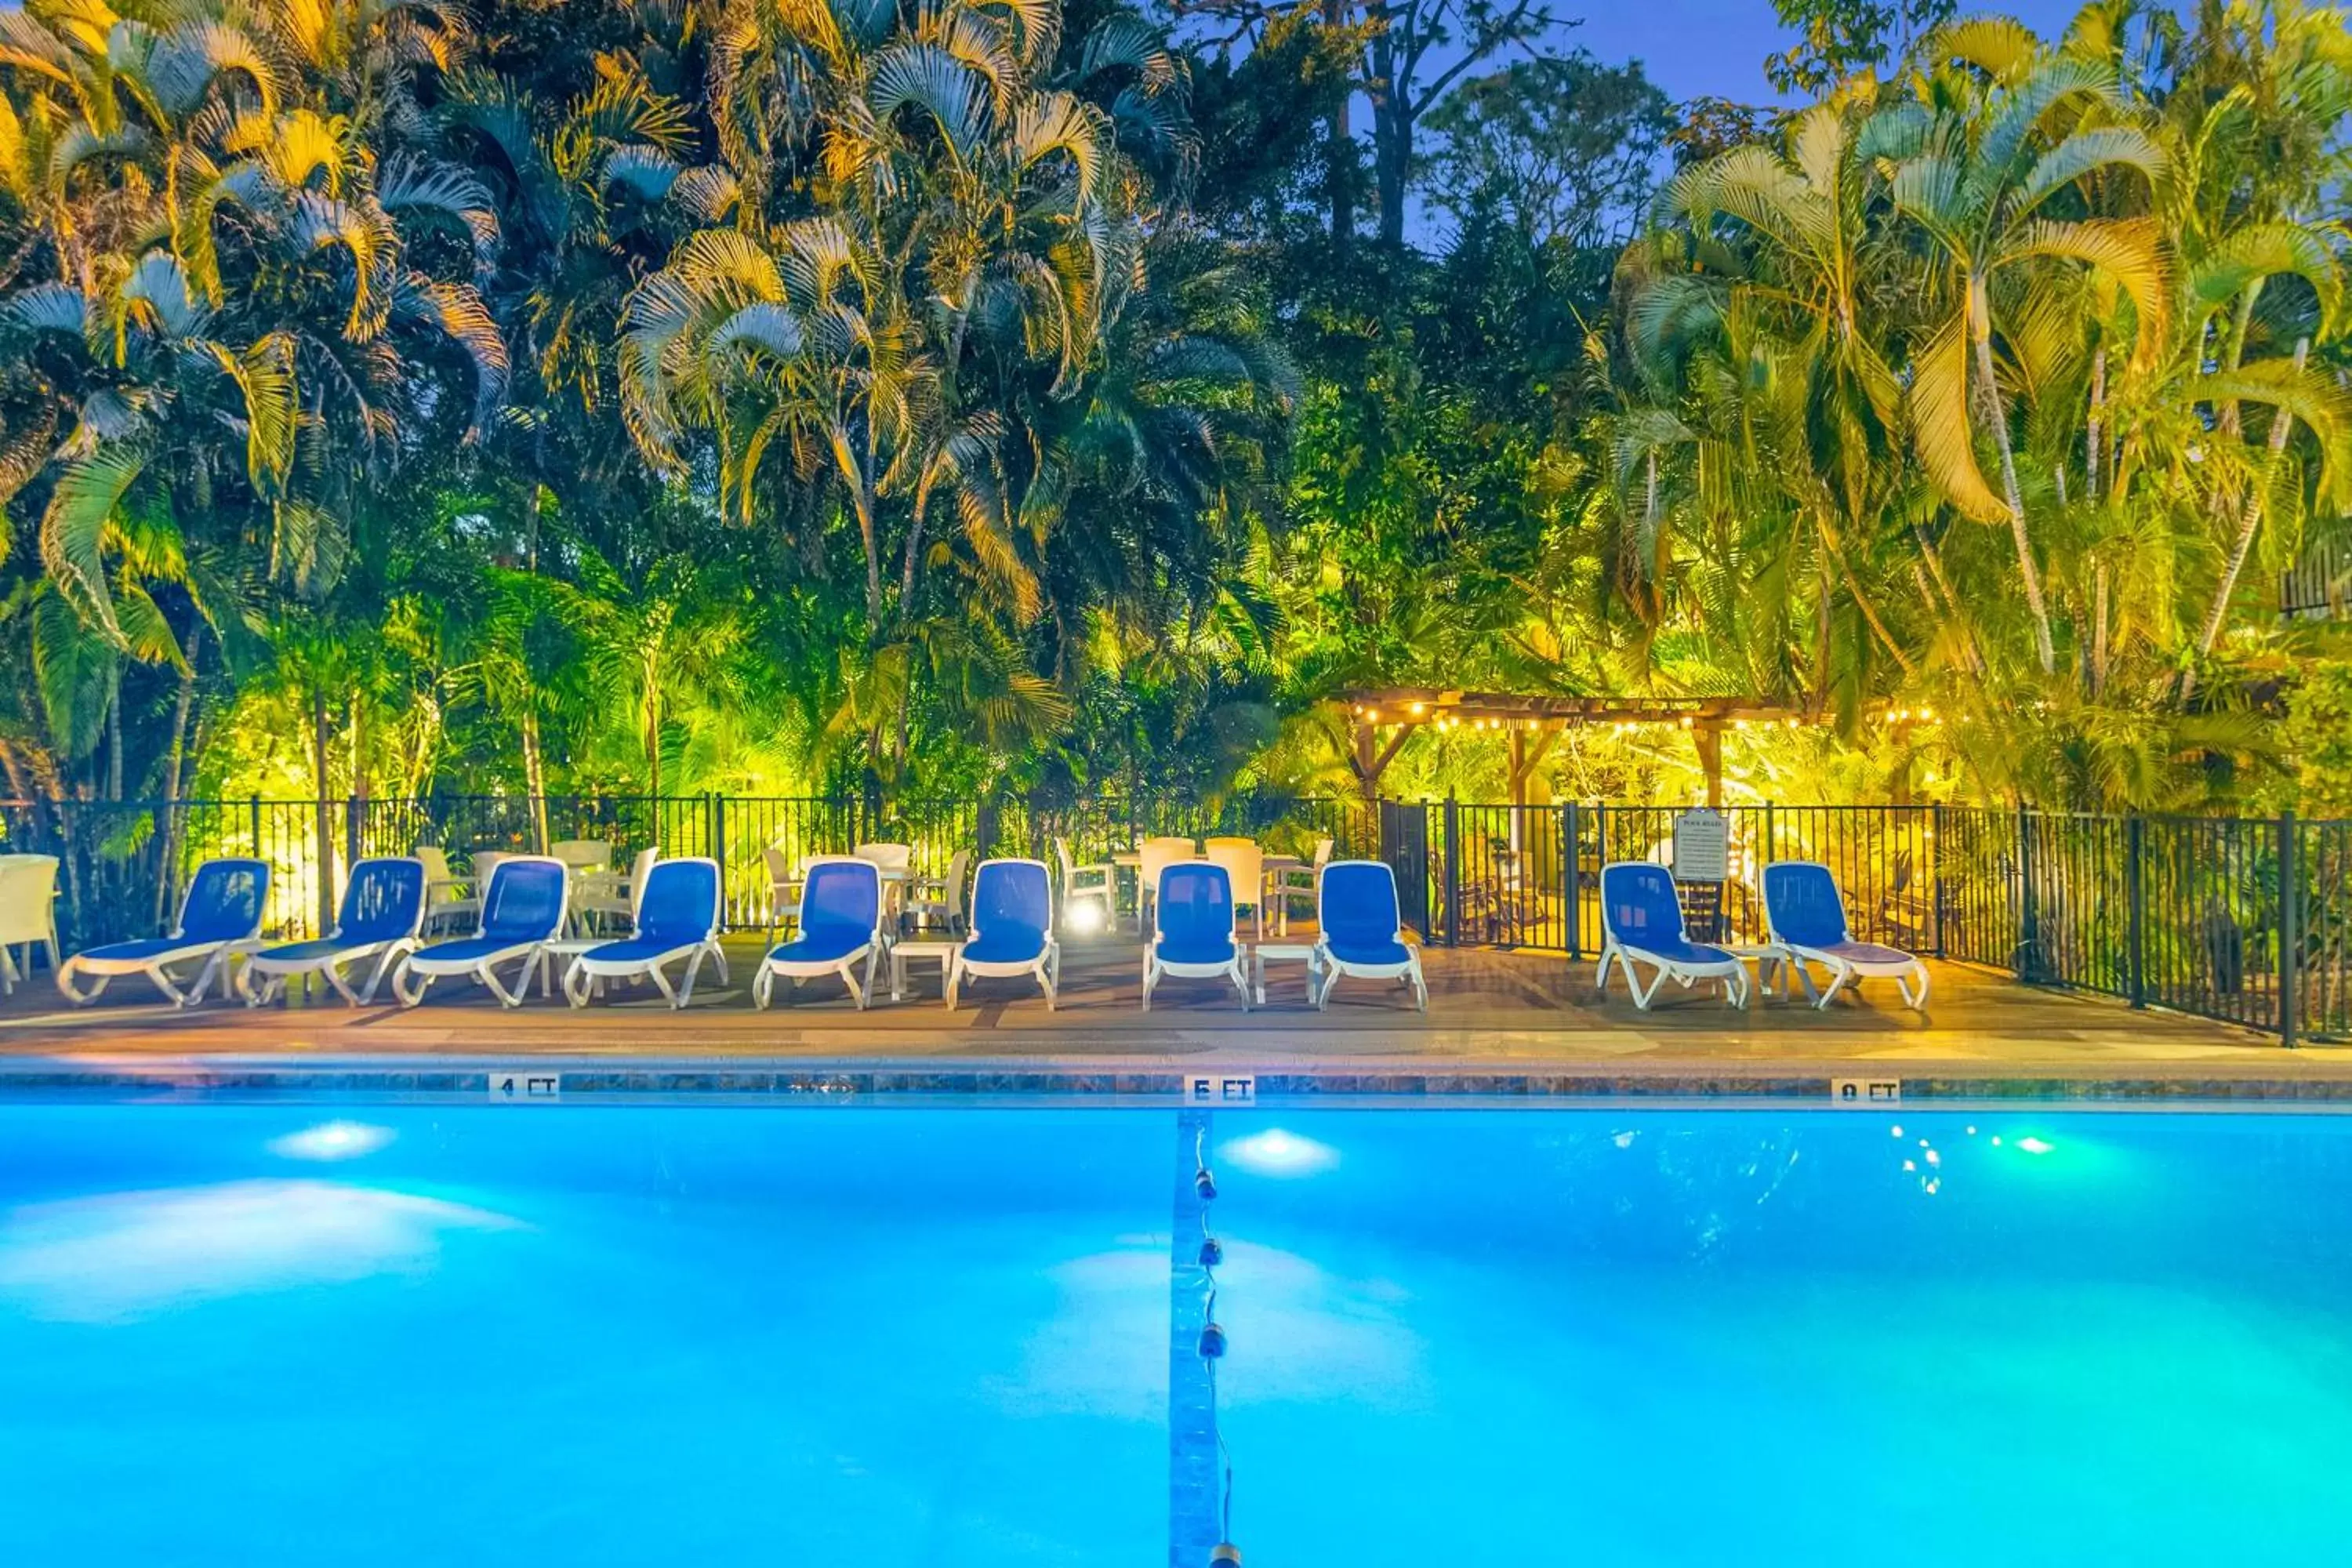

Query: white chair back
[853,842,913,876]
[1206,839,1264,927]
[1138,836,1196,929]
[1312,837,1334,869]
[0,855,60,953]
[550,838,612,873]
[623,845,659,916]
[412,844,455,883]
[938,848,973,924]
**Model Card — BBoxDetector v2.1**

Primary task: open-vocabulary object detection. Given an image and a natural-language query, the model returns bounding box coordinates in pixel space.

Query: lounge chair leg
[753,967,774,1010]
[324,962,363,1007]
[944,955,961,1011]
[843,956,869,1011]
[1815,967,1848,1010]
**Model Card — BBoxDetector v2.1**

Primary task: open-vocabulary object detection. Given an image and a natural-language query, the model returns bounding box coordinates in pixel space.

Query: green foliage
[0,0,2345,821]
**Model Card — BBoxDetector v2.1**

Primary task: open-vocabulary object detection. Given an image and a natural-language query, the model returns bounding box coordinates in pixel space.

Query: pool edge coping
[6,1053,2352,1105]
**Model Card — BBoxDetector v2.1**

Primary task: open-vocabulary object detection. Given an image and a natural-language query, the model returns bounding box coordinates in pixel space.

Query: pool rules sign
[1672,808,1730,940]
[1670,808,1730,882]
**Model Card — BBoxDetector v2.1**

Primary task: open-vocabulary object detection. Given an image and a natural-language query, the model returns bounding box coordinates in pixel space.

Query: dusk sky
[1569,2,2114,103]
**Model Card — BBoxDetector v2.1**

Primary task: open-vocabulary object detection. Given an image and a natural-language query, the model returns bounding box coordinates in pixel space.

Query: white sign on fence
[1671,808,1730,882]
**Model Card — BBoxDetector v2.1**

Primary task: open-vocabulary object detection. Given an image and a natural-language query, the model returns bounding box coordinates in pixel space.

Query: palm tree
[1884,38,2172,674]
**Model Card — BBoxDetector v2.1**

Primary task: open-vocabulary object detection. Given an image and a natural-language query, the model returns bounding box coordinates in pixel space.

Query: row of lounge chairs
[47,851,1922,1015]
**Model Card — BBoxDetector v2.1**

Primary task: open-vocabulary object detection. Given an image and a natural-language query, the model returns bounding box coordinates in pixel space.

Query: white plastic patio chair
[906,848,973,935]
[1052,836,1114,931]
[575,845,659,935]
[411,844,477,934]
[1136,836,1196,935]
[1205,837,1265,939]
[0,853,62,994]
[1270,837,1333,936]
[761,846,803,947]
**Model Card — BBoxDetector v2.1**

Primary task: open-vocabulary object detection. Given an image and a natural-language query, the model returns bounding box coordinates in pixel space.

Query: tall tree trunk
[520,706,549,853]
[1324,0,1355,246]
[2091,564,2110,699]
[104,662,123,800]
[1817,513,1915,676]
[2184,336,2310,704]
[2085,347,2106,503]
[153,626,202,930]
[1970,300,2056,674]
[349,684,368,867]
[310,684,336,937]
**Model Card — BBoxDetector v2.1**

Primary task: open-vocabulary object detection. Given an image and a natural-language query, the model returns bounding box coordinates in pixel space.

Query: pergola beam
[1344,688,1806,807]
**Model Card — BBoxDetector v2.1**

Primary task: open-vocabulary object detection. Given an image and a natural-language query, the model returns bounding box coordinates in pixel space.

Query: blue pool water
[2,1100,2349,1564]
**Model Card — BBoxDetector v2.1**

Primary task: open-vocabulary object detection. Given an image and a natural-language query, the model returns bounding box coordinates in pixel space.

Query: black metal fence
[2,790,2342,1040]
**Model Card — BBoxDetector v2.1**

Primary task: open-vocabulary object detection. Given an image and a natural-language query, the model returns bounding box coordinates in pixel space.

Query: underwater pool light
[267,1121,394,1162]
[1221,1128,1338,1178]
[2016,1137,2054,1156]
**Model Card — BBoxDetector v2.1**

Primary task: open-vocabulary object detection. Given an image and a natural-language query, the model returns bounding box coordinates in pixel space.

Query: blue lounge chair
[57,856,269,1007]
[1595,861,1749,1009]
[239,857,426,1007]
[390,856,568,1007]
[946,858,1059,1010]
[755,855,886,1009]
[1143,862,1249,1011]
[561,856,728,1009]
[1312,859,1425,1011]
[1761,861,1929,1010]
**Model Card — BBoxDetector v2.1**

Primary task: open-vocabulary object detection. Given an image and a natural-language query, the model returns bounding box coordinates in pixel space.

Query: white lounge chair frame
[944,858,1060,1011]
[1594,862,1751,1011]
[1311,862,1427,1012]
[753,855,888,1010]
[562,857,728,1011]
[390,857,569,1008]
[238,860,427,1008]
[56,862,267,1009]
[1762,862,1930,1011]
[1142,866,1250,1012]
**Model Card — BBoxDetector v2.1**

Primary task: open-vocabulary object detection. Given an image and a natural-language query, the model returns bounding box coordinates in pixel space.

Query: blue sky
[1569,1,2108,104]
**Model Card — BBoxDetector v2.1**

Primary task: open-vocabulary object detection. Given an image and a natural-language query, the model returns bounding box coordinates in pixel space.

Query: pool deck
[3,935,2347,1100]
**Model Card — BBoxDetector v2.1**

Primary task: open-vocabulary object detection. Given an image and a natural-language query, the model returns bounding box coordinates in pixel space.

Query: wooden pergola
[1341,688,1809,808]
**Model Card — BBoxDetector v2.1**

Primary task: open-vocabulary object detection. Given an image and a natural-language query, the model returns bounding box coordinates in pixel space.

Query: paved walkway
[4,937,2345,1092]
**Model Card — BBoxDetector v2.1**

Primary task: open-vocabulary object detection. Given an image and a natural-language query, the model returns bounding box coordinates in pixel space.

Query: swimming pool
[2,1098,2347,1563]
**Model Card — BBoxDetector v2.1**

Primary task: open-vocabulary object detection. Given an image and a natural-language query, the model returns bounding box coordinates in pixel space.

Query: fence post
[1930,801,1947,959]
[710,792,728,928]
[2016,804,2038,982]
[1442,795,1461,947]
[1762,802,1776,869]
[345,795,361,870]
[249,794,263,856]
[2280,809,2299,1047]
[2125,815,2146,1007]
[1562,801,1581,958]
